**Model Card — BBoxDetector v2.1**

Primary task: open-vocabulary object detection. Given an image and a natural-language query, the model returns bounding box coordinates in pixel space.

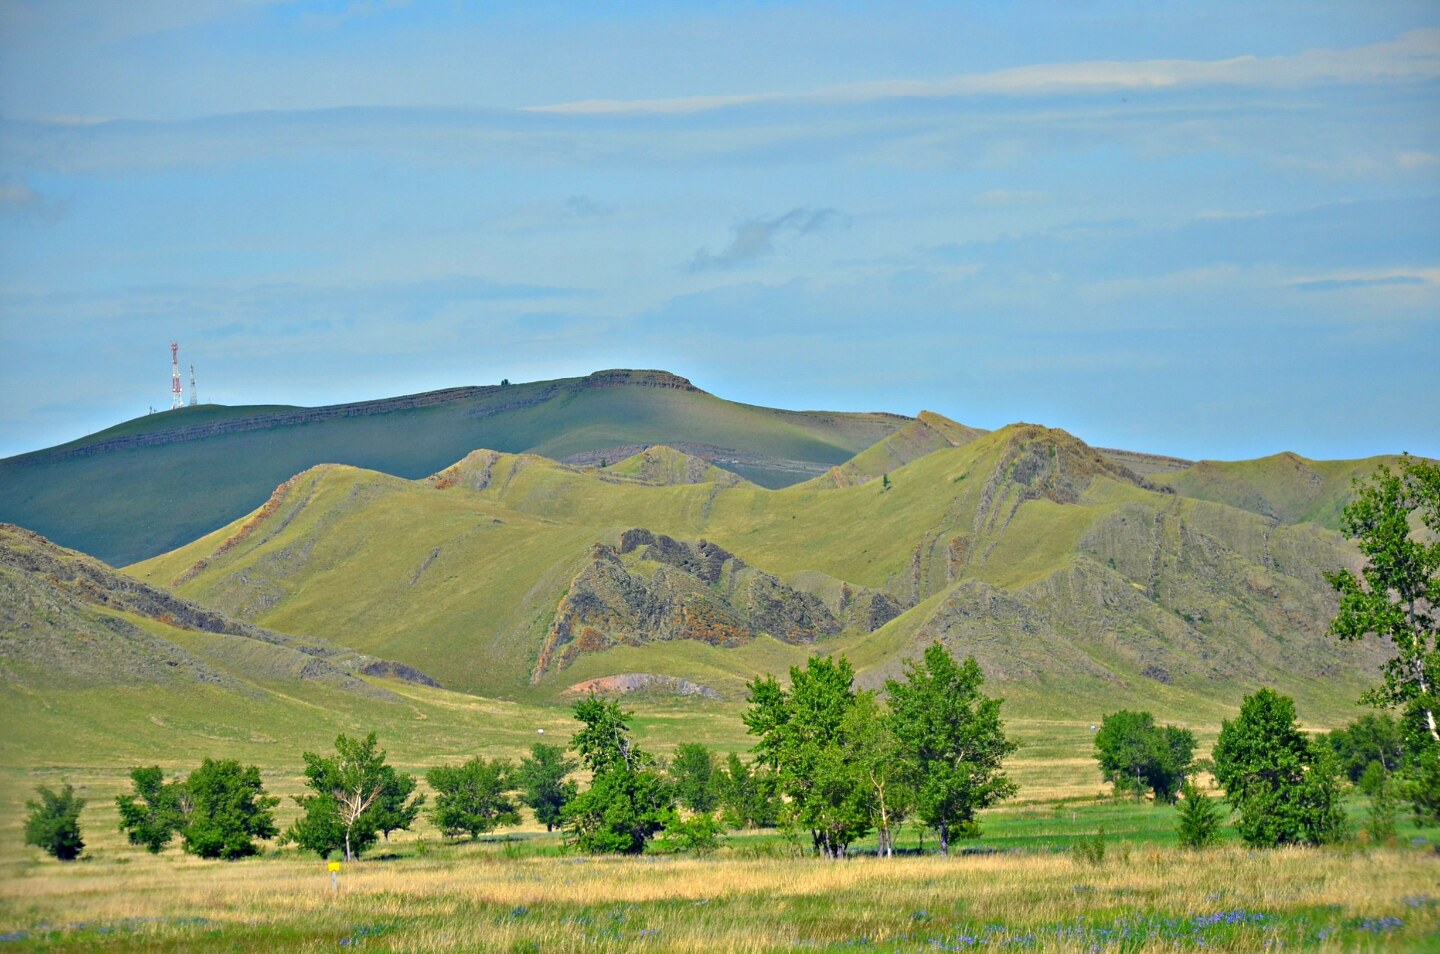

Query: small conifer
[1175,781,1222,849]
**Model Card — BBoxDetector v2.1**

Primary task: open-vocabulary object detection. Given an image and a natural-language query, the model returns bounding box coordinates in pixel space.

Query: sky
[1,1,1437,463]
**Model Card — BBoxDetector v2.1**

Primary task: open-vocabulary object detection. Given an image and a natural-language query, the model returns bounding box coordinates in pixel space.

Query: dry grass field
[2,839,1437,952]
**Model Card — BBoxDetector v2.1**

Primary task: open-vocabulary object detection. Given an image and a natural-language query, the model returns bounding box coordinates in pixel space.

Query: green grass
[1152,452,1412,530]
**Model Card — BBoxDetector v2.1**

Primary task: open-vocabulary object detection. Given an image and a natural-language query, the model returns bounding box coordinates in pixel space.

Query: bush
[1071,828,1105,866]
[1175,781,1222,849]
[660,811,724,855]
[24,783,85,861]
[426,757,519,840]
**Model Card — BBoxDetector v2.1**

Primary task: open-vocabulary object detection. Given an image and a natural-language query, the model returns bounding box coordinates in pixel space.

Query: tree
[179,758,279,860]
[371,768,424,843]
[745,655,873,858]
[24,783,84,861]
[514,742,577,832]
[1212,688,1347,847]
[1175,781,1222,849]
[288,733,420,861]
[1324,712,1408,782]
[669,743,718,814]
[1327,455,1440,746]
[885,643,1017,855]
[1093,711,1196,803]
[562,696,674,853]
[714,752,781,830]
[116,766,185,854]
[845,693,911,856]
[426,757,519,840]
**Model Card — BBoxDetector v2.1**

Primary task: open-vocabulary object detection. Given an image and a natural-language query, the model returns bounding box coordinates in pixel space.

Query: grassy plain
[3,700,1438,952]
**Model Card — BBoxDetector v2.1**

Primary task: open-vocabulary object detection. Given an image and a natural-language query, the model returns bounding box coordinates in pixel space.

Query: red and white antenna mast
[170,342,183,410]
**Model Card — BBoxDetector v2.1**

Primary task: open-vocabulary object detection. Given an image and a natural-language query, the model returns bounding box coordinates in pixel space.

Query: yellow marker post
[328,860,341,894]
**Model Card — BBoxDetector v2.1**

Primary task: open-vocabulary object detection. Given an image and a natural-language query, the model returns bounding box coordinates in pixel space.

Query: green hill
[0,370,908,566]
[127,426,1387,724]
[1151,452,1407,530]
[0,523,593,769]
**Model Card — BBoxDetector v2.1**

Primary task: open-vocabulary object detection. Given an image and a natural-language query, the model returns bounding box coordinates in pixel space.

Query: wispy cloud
[0,181,67,222]
[689,207,845,272]
[1287,268,1440,293]
[530,29,1440,116]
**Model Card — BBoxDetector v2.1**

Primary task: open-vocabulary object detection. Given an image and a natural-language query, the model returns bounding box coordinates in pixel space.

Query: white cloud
[529,29,1440,116]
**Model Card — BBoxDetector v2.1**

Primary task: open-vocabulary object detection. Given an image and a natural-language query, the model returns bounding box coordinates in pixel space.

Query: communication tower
[170,342,183,410]
[189,364,198,406]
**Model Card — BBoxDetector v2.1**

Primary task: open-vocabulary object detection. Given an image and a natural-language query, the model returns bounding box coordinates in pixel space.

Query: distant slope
[0,525,585,767]
[1152,452,1406,530]
[814,411,986,488]
[0,370,908,565]
[129,425,1387,722]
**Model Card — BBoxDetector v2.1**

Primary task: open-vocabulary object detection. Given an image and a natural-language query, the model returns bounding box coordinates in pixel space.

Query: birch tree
[1327,455,1440,746]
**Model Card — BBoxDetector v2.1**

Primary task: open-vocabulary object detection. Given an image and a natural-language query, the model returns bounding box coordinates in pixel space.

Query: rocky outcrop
[533,530,881,682]
[563,673,721,699]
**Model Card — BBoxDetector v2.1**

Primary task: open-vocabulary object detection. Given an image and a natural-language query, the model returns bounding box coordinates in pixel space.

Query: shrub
[24,783,85,861]
[1175,781,1222,849]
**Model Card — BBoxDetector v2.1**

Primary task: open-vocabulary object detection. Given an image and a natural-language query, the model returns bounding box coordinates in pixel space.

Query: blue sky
[1,1,1436,462]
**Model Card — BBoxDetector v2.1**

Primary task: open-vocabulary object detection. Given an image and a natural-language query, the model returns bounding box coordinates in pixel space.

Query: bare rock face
[533,529,889,681]
[563,673,721,699]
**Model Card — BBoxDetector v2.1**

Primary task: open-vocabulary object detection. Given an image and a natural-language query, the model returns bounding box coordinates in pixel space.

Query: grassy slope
[1152,452,1407,530]
[0,373,906,566]
[129,425,1385,725]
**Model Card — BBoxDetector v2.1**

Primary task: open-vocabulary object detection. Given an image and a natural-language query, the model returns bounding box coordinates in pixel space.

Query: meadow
[2,714,1437,953]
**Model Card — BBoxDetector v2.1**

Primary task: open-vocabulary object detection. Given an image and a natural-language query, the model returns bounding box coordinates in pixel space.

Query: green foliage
[24,783,85,861]
[1212,688,1348,847]
[371,769,424,842]
[426,757,519,840]
[179,758,279,860]
[571,696,641,775]
[1175,782,1222,849]
[1361,763,1399,844]
[1070,828,1105,866]
[1327,455,1440,747]
[714,752,781,830]
[669,743,718,814]
[563,762,673,854]
[1324,712,1408,782]
[514,743,577,832]
[1093,710,1196,803]
[745,655,873,858]
[1406,748,1440,825]
[562,696,674,854]
[845,693,911,856]
[885,643,1016,855]
[116,766,185,854]
[659,810,724,854]
[287,733,420,861]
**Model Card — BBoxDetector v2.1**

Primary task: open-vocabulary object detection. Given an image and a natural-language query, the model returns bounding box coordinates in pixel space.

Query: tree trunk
[344,828,353,863]
[938,822,949,857]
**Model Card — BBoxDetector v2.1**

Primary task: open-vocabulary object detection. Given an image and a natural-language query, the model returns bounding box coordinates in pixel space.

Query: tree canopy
[562,696,673,854]
[1212,688,1347,847]
[287,733,420,861]
[1092,710,1196,803]
[885,643,1016,854]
